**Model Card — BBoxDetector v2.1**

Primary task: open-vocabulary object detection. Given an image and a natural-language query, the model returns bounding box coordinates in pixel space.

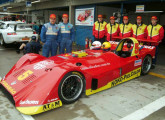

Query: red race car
[0,37,155,115]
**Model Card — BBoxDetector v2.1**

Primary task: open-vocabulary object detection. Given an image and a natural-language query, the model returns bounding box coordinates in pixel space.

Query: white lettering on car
[20,100,39,105]
[81,63,110,70]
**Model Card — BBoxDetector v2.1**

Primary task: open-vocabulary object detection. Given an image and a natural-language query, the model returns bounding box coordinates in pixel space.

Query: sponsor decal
[11,81,16,85]
[17,70,33,81]
[20,100,39,105]
[81,63,110,70]
[86,67,141,96]
[134,59,142,66]
[33,61,54,70]
[48,98,58,103]
[43,101,61,111]
[48,27,52,30]
[111,68,141,87]
[1,81,16,94]
[139,45,155,49]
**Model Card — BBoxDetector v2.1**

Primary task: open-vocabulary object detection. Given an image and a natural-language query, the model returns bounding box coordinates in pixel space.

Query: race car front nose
[16,100,62,115]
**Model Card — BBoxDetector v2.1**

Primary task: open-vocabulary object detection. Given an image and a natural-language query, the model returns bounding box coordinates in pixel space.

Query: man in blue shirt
[59,14,75,54]
[40,14,60,57]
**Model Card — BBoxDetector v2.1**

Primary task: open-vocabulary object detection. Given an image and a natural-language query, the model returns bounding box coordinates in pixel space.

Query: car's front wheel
[141,55,152,75]
[58,72,85,104]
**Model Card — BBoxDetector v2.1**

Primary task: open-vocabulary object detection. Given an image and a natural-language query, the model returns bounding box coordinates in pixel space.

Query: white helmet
[90,41,101,50]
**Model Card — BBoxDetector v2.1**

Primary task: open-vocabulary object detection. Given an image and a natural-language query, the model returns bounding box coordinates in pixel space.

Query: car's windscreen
[16,24,33,31]
[8,24,16,29]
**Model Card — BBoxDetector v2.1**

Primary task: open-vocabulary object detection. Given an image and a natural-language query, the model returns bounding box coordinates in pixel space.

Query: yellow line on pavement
[149,72,165,79]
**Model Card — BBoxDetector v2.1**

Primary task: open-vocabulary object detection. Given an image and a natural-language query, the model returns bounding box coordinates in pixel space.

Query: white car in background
[0,21,38,46]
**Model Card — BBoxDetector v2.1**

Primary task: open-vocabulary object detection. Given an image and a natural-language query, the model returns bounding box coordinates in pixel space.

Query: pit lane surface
[0,44,165,120]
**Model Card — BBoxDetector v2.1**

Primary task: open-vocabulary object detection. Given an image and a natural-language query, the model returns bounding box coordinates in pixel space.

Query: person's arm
[144,26,148,39]
[117,25,120,36]
[40,25,47,43]
[57,28,61,44]
[146,26,149,40]
[159,26,164,42]
[105,24,108,37]
[71,27,75,42]
[92,23,95,36]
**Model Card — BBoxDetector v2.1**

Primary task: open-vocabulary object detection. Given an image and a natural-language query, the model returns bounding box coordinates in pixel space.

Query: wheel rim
[61,75,83,101]
[142,56,152,74]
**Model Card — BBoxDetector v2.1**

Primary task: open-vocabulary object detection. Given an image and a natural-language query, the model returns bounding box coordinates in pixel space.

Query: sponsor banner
[136,5,144,12]
[75,7,94,26]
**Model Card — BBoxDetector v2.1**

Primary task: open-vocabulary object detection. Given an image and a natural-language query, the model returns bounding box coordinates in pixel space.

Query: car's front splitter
[16,100,62,115]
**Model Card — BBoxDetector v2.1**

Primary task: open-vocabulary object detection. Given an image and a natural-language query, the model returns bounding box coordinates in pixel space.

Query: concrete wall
[96,6,121,23]
[31,10,69,25]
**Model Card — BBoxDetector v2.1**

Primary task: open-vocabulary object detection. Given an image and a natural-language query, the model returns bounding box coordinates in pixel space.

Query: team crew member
[105,16,120,41]
[147,16,164,66]
[93,14,107,43]
[40,14,60,57]
[132,16,147,39]
[59,14,75,54]
[119,16,132,38]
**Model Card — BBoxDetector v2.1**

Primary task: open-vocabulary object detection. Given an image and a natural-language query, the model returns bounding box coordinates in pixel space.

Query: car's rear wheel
[141,55,152,75]
[58,72,85,104]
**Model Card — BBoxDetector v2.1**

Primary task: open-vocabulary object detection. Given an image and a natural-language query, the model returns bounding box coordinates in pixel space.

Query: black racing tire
[58,71,85,104]
[0,35,6,46]
[141,55,152,75]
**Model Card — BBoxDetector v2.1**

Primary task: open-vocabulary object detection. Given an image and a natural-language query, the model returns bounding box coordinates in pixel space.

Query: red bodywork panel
[0,38,156,115]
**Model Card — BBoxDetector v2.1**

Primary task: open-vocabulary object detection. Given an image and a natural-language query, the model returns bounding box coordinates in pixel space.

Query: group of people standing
[93,15,164,44]
[93,15,164,66]
[40,14,74,57]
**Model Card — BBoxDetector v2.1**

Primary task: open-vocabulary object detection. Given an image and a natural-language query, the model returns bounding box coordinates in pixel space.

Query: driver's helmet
[90,41,102,50]
[101,42,111,51]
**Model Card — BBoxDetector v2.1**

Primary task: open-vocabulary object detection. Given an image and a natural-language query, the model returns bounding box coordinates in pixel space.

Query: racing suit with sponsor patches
[146,24,164,65]
[119,23,132,38]
[132,23,147,39]
[40,23,60,57]
[58,22,75,54]
[105,23,120,41]
[93,21,107,43]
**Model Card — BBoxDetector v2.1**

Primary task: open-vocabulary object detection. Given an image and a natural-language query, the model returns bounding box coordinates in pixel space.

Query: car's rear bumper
[5,34,38,44]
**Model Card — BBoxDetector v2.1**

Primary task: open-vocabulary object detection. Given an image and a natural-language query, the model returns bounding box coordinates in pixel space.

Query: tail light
[33,31,37,34]
[7,33,17,35]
